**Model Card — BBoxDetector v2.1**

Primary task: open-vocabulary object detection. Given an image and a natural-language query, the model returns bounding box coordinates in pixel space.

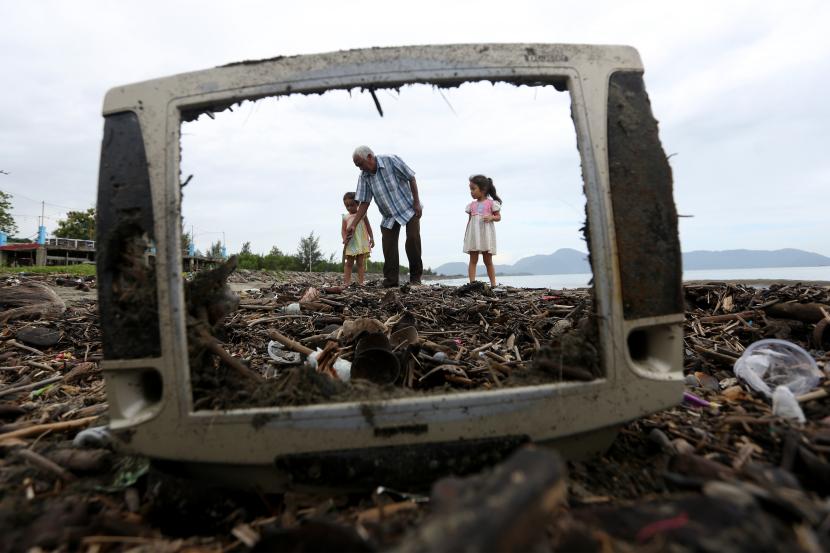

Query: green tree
[54,208,95,240]
[268,245,283,256]
[0,190,18,236]
[237,242,262,270]
[296,231,323,272]
[181,224,193,254]
[207,240,224,259]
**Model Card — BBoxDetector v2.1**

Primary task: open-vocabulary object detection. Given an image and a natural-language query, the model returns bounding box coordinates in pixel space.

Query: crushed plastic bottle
[772,385,806,423]
[733,339,822,397]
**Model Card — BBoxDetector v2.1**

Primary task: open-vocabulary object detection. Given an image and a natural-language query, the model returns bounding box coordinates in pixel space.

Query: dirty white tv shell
[96,43,685,491]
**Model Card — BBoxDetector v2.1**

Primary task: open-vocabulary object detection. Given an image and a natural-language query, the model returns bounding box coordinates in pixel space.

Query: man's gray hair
[352,145,374,160]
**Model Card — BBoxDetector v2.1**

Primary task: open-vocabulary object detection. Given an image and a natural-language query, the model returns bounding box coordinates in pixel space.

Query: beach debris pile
[191,271,599,410]
[0,272,829,550]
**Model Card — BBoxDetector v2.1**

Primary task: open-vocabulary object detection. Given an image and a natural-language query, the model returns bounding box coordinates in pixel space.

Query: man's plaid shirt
[355,155,417,229]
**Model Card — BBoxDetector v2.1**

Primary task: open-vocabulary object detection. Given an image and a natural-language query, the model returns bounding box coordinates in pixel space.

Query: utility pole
[37,201,47,245]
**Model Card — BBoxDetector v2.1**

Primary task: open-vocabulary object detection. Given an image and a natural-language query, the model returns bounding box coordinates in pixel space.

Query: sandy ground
[50,285,97,305]
[228,281,274,293]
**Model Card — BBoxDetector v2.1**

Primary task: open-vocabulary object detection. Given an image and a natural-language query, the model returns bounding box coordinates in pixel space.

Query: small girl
[464,174,502,286]
[341,192,374,285]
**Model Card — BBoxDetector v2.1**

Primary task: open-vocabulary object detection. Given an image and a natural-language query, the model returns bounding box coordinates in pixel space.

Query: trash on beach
[308,349,352,382]
[772,385,806,422]
[733,338,822,397]
[280,302,302,314]
[266,340,301,365]
[299,287,320,303]
[351,332,400,385]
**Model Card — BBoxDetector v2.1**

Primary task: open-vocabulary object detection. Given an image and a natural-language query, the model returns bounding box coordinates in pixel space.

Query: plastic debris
[267,340,301,365]
[308,349,351,382]
[299,287,320,303]
[682,391,711,408]
[733,339,822,397]
[73,425,113,448]
[281,302,301,314]
[772,385,806,423]
[97,456,151,492]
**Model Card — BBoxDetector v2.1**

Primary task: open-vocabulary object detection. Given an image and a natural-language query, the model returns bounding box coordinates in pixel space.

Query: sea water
[434,266,830,289]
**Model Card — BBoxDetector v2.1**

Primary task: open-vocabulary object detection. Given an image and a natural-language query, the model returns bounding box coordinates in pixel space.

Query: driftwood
[1,272,830,552]
[0,281,66,324]
[765,302,830,324]
[395,447,566,553]
[0,415,99,443]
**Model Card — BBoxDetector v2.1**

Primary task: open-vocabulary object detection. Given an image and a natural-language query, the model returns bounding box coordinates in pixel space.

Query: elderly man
[346,145,423,287]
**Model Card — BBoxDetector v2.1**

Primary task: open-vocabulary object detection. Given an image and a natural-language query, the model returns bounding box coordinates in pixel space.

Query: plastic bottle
[733,338,821,397]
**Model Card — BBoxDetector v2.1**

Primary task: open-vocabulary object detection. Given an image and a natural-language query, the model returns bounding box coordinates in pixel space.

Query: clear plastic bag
[733,339,821,397]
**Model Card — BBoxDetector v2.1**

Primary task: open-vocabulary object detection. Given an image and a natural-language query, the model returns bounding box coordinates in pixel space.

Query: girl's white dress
[463,199,500,254]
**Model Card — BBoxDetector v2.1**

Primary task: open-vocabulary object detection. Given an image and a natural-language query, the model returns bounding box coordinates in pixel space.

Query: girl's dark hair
[469,175,502,203]
[343,191,356,201]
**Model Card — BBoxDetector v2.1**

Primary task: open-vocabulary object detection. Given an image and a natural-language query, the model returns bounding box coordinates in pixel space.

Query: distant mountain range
[433,248,830,276]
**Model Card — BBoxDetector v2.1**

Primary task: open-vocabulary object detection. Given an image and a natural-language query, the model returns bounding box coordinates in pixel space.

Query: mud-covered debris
[2,273,830,551]
[15,327,62,348]
[0,280,66,324]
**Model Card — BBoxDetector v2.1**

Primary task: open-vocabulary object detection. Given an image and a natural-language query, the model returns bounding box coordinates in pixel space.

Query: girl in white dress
[463,174,502,286]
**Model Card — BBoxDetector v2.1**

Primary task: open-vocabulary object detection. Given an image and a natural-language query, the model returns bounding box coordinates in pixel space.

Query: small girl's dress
[463,199,500,254]
[343,213,371,257]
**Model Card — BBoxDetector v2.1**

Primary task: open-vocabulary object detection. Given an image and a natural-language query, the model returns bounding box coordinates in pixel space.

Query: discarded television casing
[96,44,684,490]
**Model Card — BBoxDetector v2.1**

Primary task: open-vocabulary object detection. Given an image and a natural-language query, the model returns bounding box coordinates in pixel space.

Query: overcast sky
[2,1,829,270]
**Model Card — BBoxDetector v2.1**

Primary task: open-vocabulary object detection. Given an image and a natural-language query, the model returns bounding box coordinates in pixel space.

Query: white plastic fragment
[307,349,351,382]
[281,302,301,314]
[267,340,301,364]
[73,425,112,448]
[772,385,806,423]
[333,358,352,382]
[307,349,321,370]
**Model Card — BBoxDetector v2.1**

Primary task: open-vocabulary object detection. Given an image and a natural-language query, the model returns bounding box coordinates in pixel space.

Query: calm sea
[434,266,830,289]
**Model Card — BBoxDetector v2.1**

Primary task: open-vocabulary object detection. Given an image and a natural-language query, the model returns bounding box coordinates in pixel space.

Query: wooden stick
[204,340,264,382]
[238,304,281,310]
[692,345,739,364]
[268,329,314,356]
[5,340,44,355]
[765,302,830,324]
[247,315,311,327]
[0,415,99,442]
[796,389,828,403]
[0,375,64,398]
[25,360,57,372]
[469,341,496,358]
[16,448,76,482]
[421,340,453,354]
[696,311,757,324]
